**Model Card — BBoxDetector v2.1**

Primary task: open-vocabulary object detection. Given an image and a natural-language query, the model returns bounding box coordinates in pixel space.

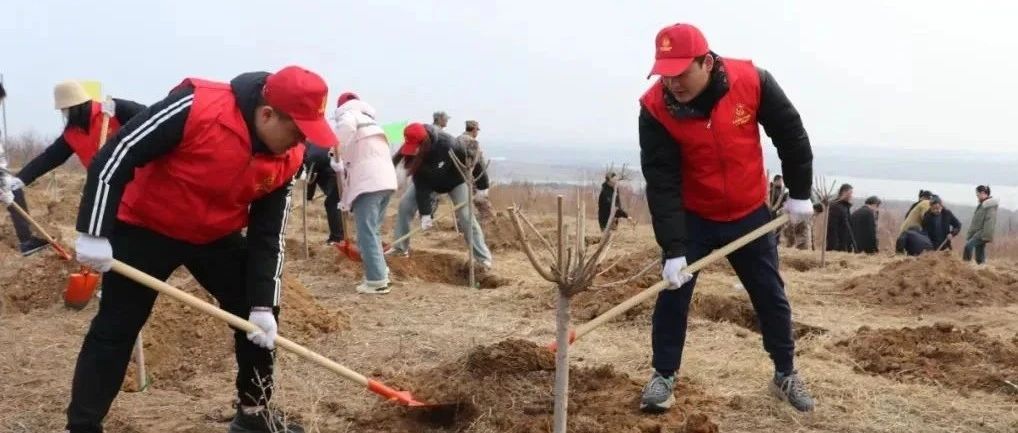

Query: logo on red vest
[256,174,277,194]
[733,103,752,126]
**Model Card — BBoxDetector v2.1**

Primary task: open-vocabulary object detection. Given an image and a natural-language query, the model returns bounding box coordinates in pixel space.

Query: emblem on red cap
[659,36,672,52]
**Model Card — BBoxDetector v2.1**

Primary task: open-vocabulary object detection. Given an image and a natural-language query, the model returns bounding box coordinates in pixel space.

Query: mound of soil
[0,253,78,314]
[388,250,509,289]
[122,274,348,392]
[691,293,828,340]
[781,256,850,272]
[359,339,719,433]
[839,252,1018,312]
[836,324,1018,397]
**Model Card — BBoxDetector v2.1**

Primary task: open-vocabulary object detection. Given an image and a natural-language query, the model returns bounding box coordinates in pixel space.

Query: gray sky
[3,1,1016,152]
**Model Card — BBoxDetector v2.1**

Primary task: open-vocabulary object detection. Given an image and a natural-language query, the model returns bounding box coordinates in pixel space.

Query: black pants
[652,206,795,375]
[66,223,277,433]
[6,189,36,244]
[309,171,343,242]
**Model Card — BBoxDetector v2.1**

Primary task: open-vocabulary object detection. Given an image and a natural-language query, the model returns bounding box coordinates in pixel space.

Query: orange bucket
[65,267,100,310]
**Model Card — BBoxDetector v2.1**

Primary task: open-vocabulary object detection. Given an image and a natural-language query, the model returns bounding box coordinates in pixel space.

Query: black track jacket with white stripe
[75,72,298,307]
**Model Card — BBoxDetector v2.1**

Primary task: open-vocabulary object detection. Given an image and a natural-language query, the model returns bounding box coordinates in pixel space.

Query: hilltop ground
[1,171,1017,433]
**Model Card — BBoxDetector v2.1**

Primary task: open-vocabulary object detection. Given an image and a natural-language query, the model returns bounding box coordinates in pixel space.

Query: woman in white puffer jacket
[333,92,398,294]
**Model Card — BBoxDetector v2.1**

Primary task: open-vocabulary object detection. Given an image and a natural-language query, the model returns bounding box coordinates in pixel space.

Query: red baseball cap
[336,91,359,107]
[399,123,428,155]
[648,23,709,78]
[263,65,338,148]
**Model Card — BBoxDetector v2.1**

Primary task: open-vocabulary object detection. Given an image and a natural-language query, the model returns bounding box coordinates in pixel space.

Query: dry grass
[3,170,1018,432]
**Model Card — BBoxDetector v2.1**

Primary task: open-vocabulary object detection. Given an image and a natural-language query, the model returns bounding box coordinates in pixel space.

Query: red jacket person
[67,66,337,433]
[638,23,816,413]
[2,80,145,256]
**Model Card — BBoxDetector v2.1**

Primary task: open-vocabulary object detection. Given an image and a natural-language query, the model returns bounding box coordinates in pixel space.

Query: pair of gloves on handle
[662,198,813,289]
[75,233,279,351]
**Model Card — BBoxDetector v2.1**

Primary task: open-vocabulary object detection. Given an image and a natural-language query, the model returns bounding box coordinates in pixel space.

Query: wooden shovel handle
[97,96,112,149]
[570,214,790,344]
[7,202,71,260]
[110,259,371,388]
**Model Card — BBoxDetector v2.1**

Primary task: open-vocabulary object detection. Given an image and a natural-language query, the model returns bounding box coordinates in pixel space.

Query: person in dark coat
[921,195,961,251]
[850,195,881,254]
[303,144,343,244]
[825,183,855,252]
[598,171,629,230]
[896,228,934,256]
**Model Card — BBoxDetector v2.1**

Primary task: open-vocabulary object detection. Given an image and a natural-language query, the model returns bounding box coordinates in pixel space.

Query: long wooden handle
[110,260,370,388]
[97,96,112,149]
[571,214,789,343]
[387,200,469,249]
[7,202,71,260]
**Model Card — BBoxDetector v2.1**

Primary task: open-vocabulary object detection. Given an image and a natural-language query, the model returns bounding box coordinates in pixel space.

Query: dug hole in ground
[1,171,1018,432]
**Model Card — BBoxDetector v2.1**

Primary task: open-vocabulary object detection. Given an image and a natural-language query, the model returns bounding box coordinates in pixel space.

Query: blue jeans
[963,237,987,264]
[392,183,492,263]
[352,190,393,282]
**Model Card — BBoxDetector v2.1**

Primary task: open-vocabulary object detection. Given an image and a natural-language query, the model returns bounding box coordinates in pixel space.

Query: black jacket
[17,98,146,185]
[850,205,879,254]
[76,72,299,307]
[598,182,628,230]
[826,200,855,252]
[921,208,961,250]
[639,57,813,259]
[412,124,490,215]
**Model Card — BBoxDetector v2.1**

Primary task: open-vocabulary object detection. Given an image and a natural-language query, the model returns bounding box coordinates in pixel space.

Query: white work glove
[246,308,278,350]
[0,189,13,206]
[421,215,434,230]
[330,158,345,175]
[3,176,24,191]
[75,233,113,272]
[662,257,694,290]
[475,189,489,199]
[783,198,814,224]
[101,98,116,117]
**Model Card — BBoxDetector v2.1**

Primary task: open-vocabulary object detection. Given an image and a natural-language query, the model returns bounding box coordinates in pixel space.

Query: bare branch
[508,206,558,282]
[593,258,659,289]
[518,211,557,258]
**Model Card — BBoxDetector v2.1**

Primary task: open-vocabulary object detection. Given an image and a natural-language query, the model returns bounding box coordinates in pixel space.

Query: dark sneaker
[770,370,815,412]
[19,237,49,257]
[640,372,676,413]
[228,407,304,433]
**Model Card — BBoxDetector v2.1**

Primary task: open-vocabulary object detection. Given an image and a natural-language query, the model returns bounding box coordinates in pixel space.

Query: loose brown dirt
[839,251,1018,312]
[358,339,720,433]
[836,323,1018,398]
[388,249,509,289]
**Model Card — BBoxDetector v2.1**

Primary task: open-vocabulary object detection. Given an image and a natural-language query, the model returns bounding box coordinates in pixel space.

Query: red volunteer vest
[62,101,122,168]
[640,58,765,222]
[118,78,304,244]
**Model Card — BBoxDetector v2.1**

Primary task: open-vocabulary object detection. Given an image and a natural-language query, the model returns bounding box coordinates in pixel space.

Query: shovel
[110,259,458,414]
[5,201,72,260]
[548,214,790,351]
[330,148,363,262]
[4,202,99,309]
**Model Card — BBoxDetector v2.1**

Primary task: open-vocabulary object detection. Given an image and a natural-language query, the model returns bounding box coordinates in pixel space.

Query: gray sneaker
[770,370,815,412]
[640,372,676,413]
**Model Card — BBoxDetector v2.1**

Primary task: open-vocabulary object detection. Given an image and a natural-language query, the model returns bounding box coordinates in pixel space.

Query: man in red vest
[638,24,816,413]
[2,81,145,256]
[67,66,337,433]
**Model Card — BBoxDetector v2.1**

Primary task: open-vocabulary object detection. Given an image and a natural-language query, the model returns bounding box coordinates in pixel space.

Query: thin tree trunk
[553,292,570,433]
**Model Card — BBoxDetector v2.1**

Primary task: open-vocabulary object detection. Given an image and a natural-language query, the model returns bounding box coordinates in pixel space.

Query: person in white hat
[1,81,145,256]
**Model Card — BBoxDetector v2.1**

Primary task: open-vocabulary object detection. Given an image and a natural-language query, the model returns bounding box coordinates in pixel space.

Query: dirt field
[2,171,1018,432]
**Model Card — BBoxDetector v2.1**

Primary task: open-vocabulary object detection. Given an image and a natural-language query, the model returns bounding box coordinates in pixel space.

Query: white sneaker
[356,279,391,295]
